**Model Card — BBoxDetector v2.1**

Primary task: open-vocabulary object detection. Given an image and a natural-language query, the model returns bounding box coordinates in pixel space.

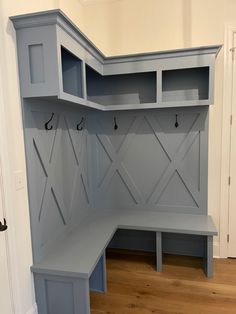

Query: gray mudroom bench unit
[11,10,220,314]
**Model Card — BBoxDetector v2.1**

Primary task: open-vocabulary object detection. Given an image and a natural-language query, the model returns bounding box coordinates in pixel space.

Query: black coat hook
[77,117,84,131]
[45,113,54,130]
[114,117,118,130]
[175,114,179,128]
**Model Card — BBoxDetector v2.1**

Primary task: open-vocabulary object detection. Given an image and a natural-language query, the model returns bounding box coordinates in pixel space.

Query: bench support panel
[89,251,107,293]
[204,235,214,278]
[155,232,214,277]
[34,274,90,314]
[156,231,162,272]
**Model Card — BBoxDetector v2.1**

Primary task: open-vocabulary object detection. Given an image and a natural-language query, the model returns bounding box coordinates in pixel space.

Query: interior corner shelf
[86,65,156,107]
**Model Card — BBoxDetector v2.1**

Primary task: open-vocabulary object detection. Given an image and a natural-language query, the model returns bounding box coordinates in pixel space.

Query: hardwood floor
[90,249,236,314]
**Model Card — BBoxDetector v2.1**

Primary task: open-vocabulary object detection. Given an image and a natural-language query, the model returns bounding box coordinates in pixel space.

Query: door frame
[0,41,20,314]
[220,24,236,258]
[0,153,15,314]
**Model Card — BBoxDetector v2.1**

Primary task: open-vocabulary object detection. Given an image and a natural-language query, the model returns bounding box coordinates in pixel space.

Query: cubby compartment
[162,67,209,102]
[61,47,83,98]
[86,66,156,106]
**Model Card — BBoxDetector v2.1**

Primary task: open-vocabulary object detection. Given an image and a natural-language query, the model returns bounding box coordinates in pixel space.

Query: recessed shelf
[162,67,209,102]
[86,66,156,106]
[61,47,83,98]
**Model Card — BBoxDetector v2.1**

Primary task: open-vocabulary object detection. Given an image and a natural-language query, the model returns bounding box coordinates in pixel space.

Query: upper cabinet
[10,10,221,111]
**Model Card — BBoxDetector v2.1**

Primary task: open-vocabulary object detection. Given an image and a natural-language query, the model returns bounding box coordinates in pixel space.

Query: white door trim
[220,24,236,258]
[0,21,23,314]
[0,72,15,314]
[0,64,16,313]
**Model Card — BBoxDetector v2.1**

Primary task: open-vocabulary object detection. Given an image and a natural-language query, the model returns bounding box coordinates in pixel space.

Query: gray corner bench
[32,210,217,314]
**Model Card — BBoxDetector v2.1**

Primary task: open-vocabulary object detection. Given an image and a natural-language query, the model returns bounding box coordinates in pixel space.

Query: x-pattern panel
[32,114,68,225]
[146,112,202,207]
[96,115,145,205]
[95,111,204,211]
[65,116,90,206]
[31,111,90,229]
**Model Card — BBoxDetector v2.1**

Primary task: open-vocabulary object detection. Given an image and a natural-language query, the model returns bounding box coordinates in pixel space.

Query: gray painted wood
[23,100,210,263]
[108,229,156,252]
[89,252,107,293]
[156,232,162,272]
[162,67,209,102]
[23,99,92,262]
[34,273,90,314]
[91,107,208,214]
[10,10,221,110]
[31,209,216,313]
[31,210,217,278]
[86,66,156,106]
[10,9,221,313]
[14,24,59,98]
[23,100,213,271]
[204,236,214,278]
[61,47,83,98]
[108,230,205,257]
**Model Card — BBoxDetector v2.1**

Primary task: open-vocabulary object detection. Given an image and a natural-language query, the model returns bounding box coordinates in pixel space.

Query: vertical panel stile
[82,61,87,100]
[156,231,162,272]
[156,70,162,104]
[199,108,209,215]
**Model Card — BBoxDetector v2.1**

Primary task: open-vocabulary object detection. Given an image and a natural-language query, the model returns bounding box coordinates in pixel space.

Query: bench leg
[34,273,90,314]
[204,235,214,278]
[89,251,107,293]
[156,231,162,272]
[74,278,90,313]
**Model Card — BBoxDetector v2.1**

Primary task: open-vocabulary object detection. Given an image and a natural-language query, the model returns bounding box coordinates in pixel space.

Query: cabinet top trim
[10,9,222,65]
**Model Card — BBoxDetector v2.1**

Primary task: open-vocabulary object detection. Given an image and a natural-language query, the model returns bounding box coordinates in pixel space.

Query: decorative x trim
[95,111,205,208]
[65,116,90,207]
[146,112,203,207]
[31,113,68,224]
[31,111,90,226]
[96,115,146,205]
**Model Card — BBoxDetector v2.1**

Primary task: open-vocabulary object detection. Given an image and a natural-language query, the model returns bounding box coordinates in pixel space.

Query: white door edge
[220,24,236,258]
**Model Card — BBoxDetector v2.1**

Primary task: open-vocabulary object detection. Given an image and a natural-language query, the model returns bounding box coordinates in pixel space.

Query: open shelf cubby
[86,65,157,106]
[162,66,209,102]
[61,47,84,98]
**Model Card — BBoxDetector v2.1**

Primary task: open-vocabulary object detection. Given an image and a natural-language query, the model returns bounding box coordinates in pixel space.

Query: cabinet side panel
[15,25,59,97]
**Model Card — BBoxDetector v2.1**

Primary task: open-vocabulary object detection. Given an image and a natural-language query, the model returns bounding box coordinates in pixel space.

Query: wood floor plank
[90,250,236,314]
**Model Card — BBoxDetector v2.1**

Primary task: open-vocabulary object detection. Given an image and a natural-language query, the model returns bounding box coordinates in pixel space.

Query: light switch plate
[14,171,24,190]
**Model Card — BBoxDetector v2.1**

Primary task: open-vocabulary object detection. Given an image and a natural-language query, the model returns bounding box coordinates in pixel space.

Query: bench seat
[32,210,217,278]
[32,210,217,314]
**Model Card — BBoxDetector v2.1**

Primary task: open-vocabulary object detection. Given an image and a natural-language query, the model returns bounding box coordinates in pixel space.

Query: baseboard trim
[26,303,38,314]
